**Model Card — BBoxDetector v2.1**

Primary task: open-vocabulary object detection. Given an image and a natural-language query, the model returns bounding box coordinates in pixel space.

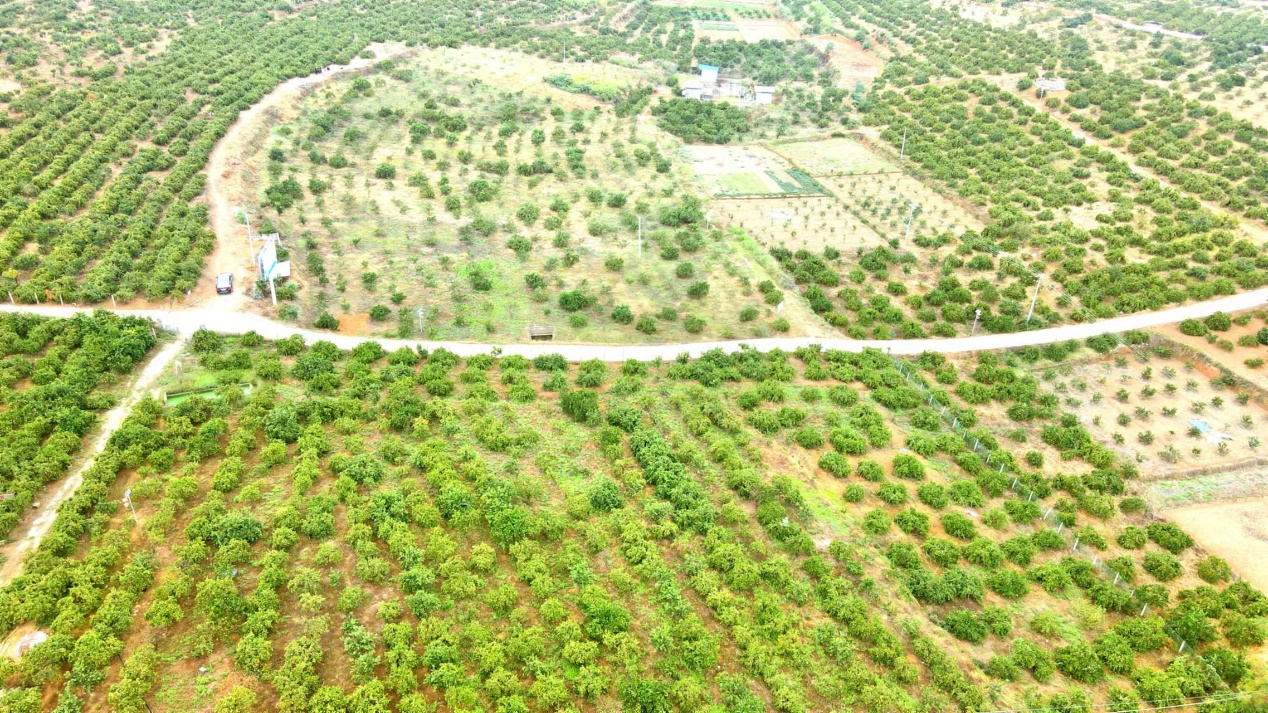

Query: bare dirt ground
[681,144,799,195]
[1164,498,1268,592]
[1038,351,1268,476]
[0,339,184,587]
[775,136,896,175]
[199,42,411,314]
[807,35,884,85]
[1156,312,1268,392]
[694,19,799,43]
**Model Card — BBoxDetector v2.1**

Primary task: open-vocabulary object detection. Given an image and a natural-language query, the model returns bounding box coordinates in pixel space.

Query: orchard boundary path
[0,339,184,587]
[3,285,1267,361]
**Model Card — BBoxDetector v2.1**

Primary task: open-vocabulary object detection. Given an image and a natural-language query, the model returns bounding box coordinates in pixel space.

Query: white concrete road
[4,286,1267,361]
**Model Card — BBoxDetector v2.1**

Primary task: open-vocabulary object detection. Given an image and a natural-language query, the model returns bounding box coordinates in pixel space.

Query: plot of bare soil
[774,136,896,176]
[1034,351,1268,475]
[1155,312,1268,393]
[808,35,884,84]
[681,144,819,196]
[1164,498,1268,592]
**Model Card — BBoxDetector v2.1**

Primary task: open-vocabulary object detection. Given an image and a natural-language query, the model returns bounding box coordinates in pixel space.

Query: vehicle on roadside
[215,272,234,294]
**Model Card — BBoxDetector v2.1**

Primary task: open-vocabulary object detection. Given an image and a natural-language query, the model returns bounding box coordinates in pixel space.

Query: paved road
[4,286,1266,361]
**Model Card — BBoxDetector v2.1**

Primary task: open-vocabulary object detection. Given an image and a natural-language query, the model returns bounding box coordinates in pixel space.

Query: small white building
[699,64,720,85]
[681,79,704,100]
[755,86,776,104]
[1142,20,1163,32]
[1036,77,1066,91]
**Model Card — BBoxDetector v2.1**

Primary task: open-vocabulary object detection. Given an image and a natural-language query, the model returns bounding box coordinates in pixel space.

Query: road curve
[4,286,1266,361]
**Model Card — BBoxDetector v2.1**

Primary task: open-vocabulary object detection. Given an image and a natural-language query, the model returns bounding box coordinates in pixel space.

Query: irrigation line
[978,689,1261,713]
[889,355,1135,593]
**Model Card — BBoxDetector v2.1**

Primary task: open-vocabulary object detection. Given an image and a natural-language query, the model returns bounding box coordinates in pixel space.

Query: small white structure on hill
[1036,77,1066,91]
[699,64,720,85]
[1142,20,1164,32]
[755,86,775,104]
[681,79,704,100]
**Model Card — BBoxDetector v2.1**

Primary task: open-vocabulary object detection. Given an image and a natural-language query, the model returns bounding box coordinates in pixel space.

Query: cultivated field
[235,52,824,342]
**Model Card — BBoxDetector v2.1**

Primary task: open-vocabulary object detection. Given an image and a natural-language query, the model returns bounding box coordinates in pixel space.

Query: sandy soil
[200,42,411,314]
[1164,498,1268,592]
[0,339,185,587]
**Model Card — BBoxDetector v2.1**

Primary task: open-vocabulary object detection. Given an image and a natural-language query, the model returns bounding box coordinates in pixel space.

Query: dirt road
[199,42,410,312]
[0,339,184,587]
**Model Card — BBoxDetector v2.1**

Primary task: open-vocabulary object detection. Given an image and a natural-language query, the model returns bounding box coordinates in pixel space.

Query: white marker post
[1026,274,1045,323]
[123,488,136,521]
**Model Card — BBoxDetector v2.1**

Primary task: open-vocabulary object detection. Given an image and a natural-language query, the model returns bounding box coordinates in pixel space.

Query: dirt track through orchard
[0,339,184,587]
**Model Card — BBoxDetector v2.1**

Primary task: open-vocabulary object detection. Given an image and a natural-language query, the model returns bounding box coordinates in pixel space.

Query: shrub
[1204,312,1232,331]
[877,482,908,505]
[862,509,891,535]
[1196,556,1233,584]
[635,317,657,334]
[987,569,1029,599]
[894,509,930,537]
[856,459,884,481]
[1178,319,1208,337]
[1093,633,1136,676]
[985,655,1019,681]
[940,513,977,540]
[944,610,988,643]
[1054,642,1104,683]
[684,315,706,334]
[892,454,925,480]
[611,305,634,324]
[314,312,339,330]
[963,538,1004,569]
[842,484,866,503]
[922,538,961,567]
[793,428,824,449]
[369,305,391,322]
[375,163,397,179]
[887,542,922,569]
[687,281,710,299]
[1142,552,1182,582]
[819,452,851,478]
[915,484,949,510]
[1116,526,1147,549]
[1146,522,1194,554]
[948,480,984,507]
[559,290,595,312]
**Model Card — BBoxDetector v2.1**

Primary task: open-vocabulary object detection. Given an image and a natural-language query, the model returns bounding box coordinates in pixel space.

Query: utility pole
[900,128,907,159]
[904,202,917,239]
[1026,274,1045,323]
[244,212,256,264]
[123,488,137,521]
[971,308,981,334]
[637,215,643,259]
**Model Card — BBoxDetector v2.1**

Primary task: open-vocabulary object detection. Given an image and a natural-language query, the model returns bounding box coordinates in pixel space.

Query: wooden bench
[528,326,554,341]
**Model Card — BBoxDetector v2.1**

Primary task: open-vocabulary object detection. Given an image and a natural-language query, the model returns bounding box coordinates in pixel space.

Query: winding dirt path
[199,42,410,312]
[0,339,184,587]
